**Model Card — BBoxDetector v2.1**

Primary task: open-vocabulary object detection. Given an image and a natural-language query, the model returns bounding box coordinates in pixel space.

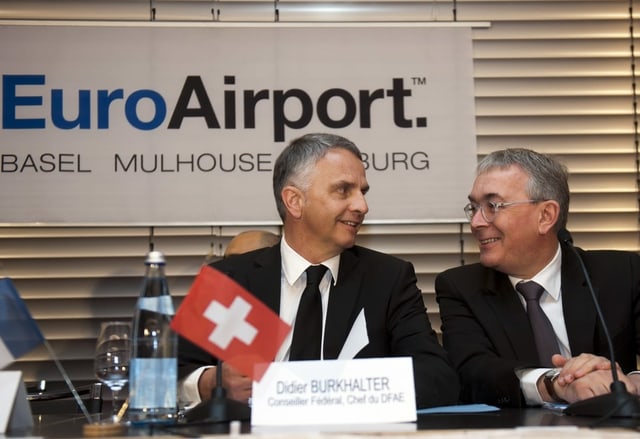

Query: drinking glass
[94,321,131,422]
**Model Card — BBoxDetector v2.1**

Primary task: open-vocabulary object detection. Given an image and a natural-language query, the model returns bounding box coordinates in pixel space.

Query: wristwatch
[542,368,564,402]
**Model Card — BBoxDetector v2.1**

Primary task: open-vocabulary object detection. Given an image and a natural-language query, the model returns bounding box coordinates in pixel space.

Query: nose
[469,207,488,228]
[353,191,369,215]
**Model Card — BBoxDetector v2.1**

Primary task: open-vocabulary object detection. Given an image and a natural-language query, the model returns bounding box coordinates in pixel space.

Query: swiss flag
[171,265,290,381]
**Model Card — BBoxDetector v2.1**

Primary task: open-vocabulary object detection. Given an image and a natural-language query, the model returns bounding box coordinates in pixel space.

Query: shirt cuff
[516,367,550,406]
[178,365,212,408]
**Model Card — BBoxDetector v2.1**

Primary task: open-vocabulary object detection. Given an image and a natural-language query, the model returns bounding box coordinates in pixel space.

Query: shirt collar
[281,234,340,286]
[509,243,562,300]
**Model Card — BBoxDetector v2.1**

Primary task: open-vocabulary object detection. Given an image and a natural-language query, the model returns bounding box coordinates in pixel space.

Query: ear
[538,200,560,235]
[281,185,305,219]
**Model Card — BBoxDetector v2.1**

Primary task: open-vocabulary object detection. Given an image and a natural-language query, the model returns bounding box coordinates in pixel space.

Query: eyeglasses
[463,200,540,223]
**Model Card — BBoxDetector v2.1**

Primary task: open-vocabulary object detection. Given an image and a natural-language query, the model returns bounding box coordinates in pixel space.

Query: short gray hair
[477,148,570,230]
[272,133,362,221]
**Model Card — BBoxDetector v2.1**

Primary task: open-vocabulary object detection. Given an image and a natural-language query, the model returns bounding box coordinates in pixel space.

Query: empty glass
[94,321,131,422]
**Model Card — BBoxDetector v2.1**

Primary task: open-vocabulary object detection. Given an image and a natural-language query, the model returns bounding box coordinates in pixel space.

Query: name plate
[251,357,416,426]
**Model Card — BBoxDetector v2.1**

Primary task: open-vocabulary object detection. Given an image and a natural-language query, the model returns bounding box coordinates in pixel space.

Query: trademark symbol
[411,77,427,86]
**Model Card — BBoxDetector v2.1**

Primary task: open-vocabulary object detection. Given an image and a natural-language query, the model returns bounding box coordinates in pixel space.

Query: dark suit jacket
[178,244,460,408]
[435,242,640,407]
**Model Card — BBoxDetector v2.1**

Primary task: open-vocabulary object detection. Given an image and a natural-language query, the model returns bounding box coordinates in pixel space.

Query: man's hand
[548,354,637,403]
[552,353,611,386]
[627,373,640,396]
[198,363,253,403]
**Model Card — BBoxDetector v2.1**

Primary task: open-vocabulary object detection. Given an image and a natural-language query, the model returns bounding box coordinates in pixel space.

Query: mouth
[478,237,500,246]
[340,220,361,229]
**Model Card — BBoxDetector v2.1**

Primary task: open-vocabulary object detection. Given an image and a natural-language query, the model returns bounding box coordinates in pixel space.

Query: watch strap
[543,368,564,402]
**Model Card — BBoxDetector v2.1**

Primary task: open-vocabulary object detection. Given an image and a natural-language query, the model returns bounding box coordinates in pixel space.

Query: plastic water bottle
[129,250,178,424]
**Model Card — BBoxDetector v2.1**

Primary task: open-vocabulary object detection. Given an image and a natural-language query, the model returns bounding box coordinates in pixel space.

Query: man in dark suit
[436,148,640,407]
[178,133,459,409]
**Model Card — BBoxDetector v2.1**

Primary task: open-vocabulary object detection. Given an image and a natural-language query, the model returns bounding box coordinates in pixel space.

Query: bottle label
[129,358,177,409]
[137,296,174,315]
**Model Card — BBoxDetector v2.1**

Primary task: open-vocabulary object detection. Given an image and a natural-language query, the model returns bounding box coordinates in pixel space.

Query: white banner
[0,23,476,225]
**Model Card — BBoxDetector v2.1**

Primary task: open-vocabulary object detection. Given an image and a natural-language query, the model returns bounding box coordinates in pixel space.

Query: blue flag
[0,277,45,369]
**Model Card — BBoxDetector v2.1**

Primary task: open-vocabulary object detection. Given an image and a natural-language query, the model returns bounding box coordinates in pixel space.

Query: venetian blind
[0,0,638,382]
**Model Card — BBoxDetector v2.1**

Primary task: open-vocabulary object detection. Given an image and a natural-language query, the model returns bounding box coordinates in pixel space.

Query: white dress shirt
[510,244,572,405]
[278,235,339,361]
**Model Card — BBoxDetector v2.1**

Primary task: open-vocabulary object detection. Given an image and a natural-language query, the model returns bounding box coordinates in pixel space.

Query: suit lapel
[323,248,363,359]
[560,245,597,355]
[483,270,539,364]
[247,245,282,314]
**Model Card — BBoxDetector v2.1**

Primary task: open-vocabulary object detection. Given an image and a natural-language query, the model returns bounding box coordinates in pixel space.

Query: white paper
[338,308,369,360]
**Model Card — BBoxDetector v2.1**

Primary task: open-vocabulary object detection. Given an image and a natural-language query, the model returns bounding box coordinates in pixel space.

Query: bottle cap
[145,250,166,265]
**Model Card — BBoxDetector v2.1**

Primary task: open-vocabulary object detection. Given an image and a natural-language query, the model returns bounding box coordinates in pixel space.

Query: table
[9,407,639,438]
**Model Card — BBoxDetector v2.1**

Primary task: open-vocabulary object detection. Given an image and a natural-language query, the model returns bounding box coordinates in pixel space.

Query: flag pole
[43,339,92,422]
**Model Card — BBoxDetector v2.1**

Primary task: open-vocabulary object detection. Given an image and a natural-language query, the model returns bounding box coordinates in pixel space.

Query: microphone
[184,359,251,424]
[557,228,640,418]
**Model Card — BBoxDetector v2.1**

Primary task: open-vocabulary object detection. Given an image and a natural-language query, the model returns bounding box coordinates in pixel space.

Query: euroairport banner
[0,23,476,225]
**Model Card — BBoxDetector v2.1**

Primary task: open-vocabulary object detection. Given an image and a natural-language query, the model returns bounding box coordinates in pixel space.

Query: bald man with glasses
[435,148,640,408]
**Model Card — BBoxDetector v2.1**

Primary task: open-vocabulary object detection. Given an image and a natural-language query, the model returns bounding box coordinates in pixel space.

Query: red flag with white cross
[171,265,290,381]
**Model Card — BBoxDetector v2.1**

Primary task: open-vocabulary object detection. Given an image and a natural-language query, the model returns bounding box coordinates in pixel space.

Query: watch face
[545,369,561,380]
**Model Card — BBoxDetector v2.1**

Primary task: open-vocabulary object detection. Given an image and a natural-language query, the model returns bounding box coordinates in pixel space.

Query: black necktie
[289,265,328,361]
[516,281,561,367]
